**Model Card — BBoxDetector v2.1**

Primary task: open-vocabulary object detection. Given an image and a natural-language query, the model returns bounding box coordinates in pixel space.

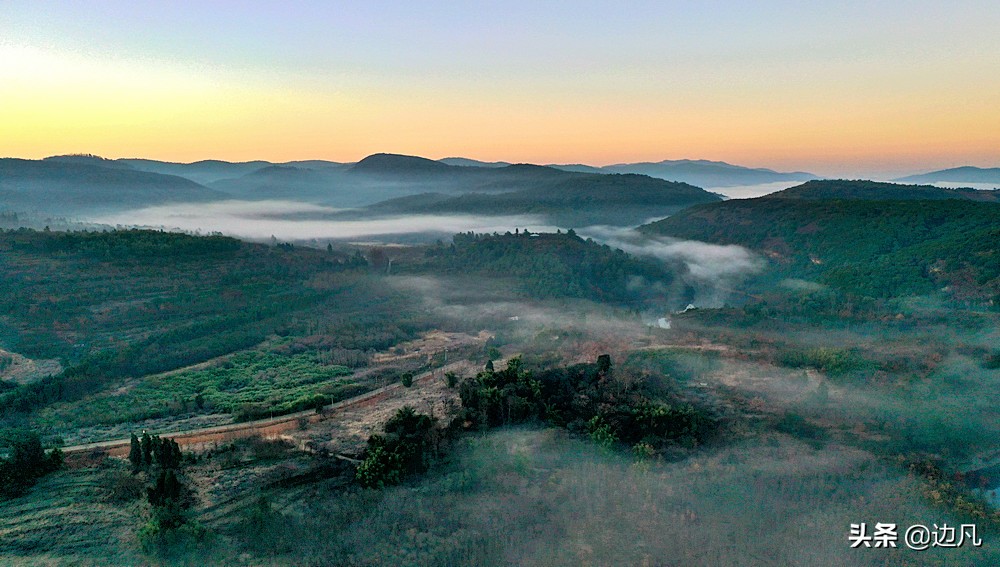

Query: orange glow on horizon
[2,45,998,178]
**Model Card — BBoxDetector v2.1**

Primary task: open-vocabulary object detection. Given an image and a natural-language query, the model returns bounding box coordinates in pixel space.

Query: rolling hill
[208,165,344,202]
[118,158,273,185]
[0,158,227,215]
[367,171,722,226]
[439,156,819,187]
[761,179,1000,202]
[640,183,1000,299]
[895,166,1000,185]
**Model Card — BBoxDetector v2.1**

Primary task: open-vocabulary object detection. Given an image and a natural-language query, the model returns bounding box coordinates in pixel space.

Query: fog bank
[89,200,556,242]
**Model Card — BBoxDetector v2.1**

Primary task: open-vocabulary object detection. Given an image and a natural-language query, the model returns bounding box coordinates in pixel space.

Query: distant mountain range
[0,153,721,226]
[438,157,819,187]
[8,153,993,230]
[120,157,345,185]
[438,157,510,168]
[894,166,1000,185]
[0,158,226,215]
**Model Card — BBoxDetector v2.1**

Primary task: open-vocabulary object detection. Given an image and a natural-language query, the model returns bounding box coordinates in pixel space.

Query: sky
[2,1,999,178]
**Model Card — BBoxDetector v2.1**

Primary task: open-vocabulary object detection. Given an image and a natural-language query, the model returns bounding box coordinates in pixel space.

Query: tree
[400,372,413,388]
[47,447,63,471]
[140,432,153,468]
[129,433,142,472]
[147,469,183,507]
[11,432,47,475]
[597,354,612,375]
[356,406,437,488]
[487,346,502,361]
[0,430,62,497]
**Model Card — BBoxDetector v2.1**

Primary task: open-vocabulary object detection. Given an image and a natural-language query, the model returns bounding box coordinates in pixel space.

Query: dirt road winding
[61,360,474,464]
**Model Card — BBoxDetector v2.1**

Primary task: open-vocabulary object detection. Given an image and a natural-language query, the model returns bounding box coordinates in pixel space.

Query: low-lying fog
[90,200,558,243]
[88,199,763,310]
[707,181,801,199]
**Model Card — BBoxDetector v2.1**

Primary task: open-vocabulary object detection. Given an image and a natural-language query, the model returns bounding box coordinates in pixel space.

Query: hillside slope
[764,179,999,202]
[896,166,1000,185]
[368,172,721,225]
[0,158,226,215]
[641,194,1000,299]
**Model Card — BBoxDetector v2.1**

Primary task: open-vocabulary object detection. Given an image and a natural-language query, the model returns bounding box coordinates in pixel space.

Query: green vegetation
[420,231,686,306]
[132,437,208,557]
[0,429,63,498]
[356,406,439,488]
[36,351,356,428]
[129,433,183,473]
[765,179,1000,202]
[456,356,715,454]
[370,171,721,225]
[0,228,428,424]
[3,213,1000,565]
[354,355,717,491]
[643,194,1000,300]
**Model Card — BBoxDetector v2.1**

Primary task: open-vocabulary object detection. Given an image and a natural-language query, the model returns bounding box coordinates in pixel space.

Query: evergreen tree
[597,354,612,375]
[140,432,152,468]
[129,433,142,472]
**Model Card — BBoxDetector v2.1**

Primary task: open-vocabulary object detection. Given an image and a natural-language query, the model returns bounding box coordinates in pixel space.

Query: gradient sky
[2,1,999,177]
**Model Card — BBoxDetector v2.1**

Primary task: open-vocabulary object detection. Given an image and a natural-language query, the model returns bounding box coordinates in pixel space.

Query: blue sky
[3,1,999,176]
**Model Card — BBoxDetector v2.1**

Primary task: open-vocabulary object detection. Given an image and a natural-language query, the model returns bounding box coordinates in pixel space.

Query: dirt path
[61,360,475,464]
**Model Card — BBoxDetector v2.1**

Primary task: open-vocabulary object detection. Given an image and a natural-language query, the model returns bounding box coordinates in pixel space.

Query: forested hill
[763,179,999,202]
[640,197,1000,300]
[0,228,418,417]
[0,158,226,214]
[368,173,721,226]
[418,230,691,306]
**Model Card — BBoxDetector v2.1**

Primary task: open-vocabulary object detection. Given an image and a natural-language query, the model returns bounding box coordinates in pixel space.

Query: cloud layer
[90,200,556,242]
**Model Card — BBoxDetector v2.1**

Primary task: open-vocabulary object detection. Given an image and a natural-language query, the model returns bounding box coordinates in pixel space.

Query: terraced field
[0,465,145,565]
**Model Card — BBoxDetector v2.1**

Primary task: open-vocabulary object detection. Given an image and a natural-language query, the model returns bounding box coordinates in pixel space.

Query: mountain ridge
[0,158,227,214]
[894,166,1000,185]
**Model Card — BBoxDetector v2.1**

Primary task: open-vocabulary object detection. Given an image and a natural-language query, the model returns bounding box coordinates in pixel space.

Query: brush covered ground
[2,215,1000,565]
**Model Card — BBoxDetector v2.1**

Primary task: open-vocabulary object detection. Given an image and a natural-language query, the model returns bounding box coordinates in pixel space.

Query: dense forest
[762,179,1000,202]
[369,172,721,225]
[0,228,426,423]
[642,195,1000,300]
[417,230,692,306]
